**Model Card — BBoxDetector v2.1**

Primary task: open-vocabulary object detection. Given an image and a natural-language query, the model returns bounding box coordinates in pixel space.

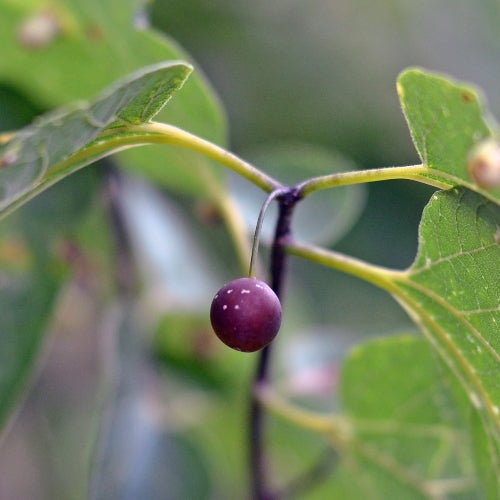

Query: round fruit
[210,277,282,352]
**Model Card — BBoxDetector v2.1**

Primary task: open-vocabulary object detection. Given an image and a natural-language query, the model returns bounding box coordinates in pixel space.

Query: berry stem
[248,188,288,278]
[249,187,302,500]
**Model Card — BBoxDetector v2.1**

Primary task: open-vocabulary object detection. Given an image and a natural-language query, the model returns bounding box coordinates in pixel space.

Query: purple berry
[210,277,282,352]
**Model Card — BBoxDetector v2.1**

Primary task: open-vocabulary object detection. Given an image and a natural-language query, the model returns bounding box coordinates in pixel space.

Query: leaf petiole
[297,164,453,197]
[285,240,402,293]
[95,122,284,193]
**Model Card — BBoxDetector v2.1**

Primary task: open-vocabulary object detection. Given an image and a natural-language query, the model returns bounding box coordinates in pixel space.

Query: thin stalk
[297,164,453,198]
[250,188,301,500]
[198,171,254,275]
[256,384,345,437]
[285,240,401,294]
[248,188,288,278]
[250,345,274,500]
[88,122,284,193]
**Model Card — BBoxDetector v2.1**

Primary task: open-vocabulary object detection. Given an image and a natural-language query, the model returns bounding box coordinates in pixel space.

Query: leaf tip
[396,66,429,104]
[396,66,425,85]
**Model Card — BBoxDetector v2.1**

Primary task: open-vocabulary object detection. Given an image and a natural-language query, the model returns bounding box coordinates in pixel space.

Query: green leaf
[0,0,227,195]
[398,68,500,204]
[390,187,500,497]
[287,186,500,496]
[336,334,478,499]
[0,61,192,217]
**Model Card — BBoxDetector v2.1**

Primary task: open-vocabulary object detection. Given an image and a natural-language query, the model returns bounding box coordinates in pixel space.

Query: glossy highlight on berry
[210,277,282,352]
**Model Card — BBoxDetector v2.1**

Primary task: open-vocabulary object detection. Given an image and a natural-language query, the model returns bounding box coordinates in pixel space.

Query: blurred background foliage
[0,0,498,498]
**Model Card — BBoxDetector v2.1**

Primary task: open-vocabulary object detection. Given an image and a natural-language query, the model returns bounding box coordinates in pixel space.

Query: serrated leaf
[289,187,500,496]
[388,188,500,497]
[397,68,500,205]
[336,335,478,499]
[0,61,191,217]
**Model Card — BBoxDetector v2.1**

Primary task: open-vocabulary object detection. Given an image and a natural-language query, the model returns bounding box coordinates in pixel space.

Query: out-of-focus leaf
[0,85,40,131]
[0,0,227,195]
[0,61,192,217]
[398,68,500,204]
[334,334,478,499]
[154,313,235,392]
